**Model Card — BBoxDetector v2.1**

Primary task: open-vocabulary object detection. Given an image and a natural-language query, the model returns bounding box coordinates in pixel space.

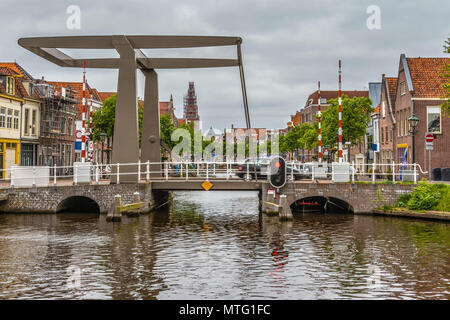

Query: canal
[0,191,448,299]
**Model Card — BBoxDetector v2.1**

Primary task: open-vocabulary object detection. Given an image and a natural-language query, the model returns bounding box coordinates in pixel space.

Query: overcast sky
[1,0,448,131]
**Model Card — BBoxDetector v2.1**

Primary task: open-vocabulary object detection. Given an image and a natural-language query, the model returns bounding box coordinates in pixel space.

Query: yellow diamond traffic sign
[201,180,213,191]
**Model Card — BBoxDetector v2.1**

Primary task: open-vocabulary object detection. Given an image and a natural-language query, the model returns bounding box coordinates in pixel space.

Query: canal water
[0,191,448,299]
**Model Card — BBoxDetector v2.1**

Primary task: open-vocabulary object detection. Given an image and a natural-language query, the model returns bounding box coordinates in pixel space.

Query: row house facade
[378,54,450,174]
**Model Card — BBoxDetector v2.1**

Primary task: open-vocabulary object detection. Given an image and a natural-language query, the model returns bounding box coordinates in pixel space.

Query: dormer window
[6,77,14,95]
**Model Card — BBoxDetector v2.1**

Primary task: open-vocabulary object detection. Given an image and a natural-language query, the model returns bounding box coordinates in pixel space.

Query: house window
[7,109,12,128]
[32,110,37,135]
[427,106,441,133]
[6,77,14,95]
[24,109,30,135]
[400,82,406,95]
[13,110,19,129]
[0,107,5,128]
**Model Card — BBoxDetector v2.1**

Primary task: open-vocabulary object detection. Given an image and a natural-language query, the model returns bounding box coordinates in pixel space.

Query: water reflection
[0,191,448,299]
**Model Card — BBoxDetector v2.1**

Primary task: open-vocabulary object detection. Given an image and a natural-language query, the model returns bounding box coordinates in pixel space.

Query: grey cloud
[1,0,448,130]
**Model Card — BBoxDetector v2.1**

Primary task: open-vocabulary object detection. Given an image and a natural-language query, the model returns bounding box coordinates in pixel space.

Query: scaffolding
[35,82,78,174]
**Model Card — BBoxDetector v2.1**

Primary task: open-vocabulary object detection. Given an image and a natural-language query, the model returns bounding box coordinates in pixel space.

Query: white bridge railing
[0,160,428,189]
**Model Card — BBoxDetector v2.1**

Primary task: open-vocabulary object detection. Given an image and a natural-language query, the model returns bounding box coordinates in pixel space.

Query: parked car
[235,158,307,180]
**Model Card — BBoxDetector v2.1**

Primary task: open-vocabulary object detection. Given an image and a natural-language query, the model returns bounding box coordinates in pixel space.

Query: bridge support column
[106,194,122,222]
[141,69,162,176]
[111,35,139,183]
[278,195,293,221]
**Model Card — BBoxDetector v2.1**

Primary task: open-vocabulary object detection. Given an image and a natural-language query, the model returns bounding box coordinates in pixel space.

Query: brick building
[378,75,398,172]
[391,54,450,175]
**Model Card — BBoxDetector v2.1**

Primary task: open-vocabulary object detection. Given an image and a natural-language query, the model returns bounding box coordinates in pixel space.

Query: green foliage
[395,194,411,208]
[442,37,450,115]
[280,122,318,153]
[406,182,449,211]
[92,94,143,146]
[382,205,393,212]
[321,95,373,148]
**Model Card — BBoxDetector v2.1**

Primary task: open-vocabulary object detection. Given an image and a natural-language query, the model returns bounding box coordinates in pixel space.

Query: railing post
[117,163,120,184]
[291,163,294,181]
[392,162,395,183]
[414,163,417,184]
[10,168,14,188]
[146,160,150,182]
[206,162,209,181]
[96,165,99,184]
[246,162,249,181]
[213,162,216,175]
[351,161,355,182]
[74,164,77,186]
[312,165,315,182]
[180,161,183,176]
[372,161,376,184]
[138,160,141,182]
[226,162,230,180]
[165,161,168,181]
[186,161,189,181]
[53,163,57,185]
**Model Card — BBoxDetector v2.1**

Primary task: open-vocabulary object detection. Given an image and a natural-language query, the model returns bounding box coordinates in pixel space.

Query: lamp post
[408,113,419,164]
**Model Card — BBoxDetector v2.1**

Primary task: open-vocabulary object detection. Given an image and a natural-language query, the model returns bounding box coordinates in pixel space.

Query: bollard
[146,160,150,182]
[133,191,140,203]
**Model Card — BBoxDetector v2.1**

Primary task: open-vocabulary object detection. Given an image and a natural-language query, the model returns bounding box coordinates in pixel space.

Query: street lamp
[408,113,419,163]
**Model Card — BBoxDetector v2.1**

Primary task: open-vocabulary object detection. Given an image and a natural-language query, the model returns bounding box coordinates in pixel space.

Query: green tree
[441,37,450,114]
[321,95,373,148]
[92,94,143,146]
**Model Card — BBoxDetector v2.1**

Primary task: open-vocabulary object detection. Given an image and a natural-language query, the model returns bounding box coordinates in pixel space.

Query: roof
[98,91,116,102]
[305,90,369,106]
[0,62,34,81]
[0,66,21,77]
[404,57,450,98]
[386,77,398,104]
[47,81,102,104]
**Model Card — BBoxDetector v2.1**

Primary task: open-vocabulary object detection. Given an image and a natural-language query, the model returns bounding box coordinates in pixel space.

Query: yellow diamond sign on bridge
[201,181,213,191]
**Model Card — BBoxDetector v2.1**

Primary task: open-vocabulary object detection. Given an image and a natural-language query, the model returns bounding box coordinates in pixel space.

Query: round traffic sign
[425,133,434,143]
[75,130,82,139]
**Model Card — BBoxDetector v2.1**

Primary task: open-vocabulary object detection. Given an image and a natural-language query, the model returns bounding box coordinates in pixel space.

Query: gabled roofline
[383,76,396,124]
[400,54,414,93]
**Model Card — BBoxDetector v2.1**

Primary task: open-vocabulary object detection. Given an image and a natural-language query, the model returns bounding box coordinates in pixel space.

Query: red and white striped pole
[338,60,343,163]
[317,81,322,163]
[81,60,86,163]
[89,96,93,161]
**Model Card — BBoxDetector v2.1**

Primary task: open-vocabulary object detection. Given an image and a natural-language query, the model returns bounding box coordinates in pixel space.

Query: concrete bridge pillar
[141,69,162,176]
[111,35,140,183]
